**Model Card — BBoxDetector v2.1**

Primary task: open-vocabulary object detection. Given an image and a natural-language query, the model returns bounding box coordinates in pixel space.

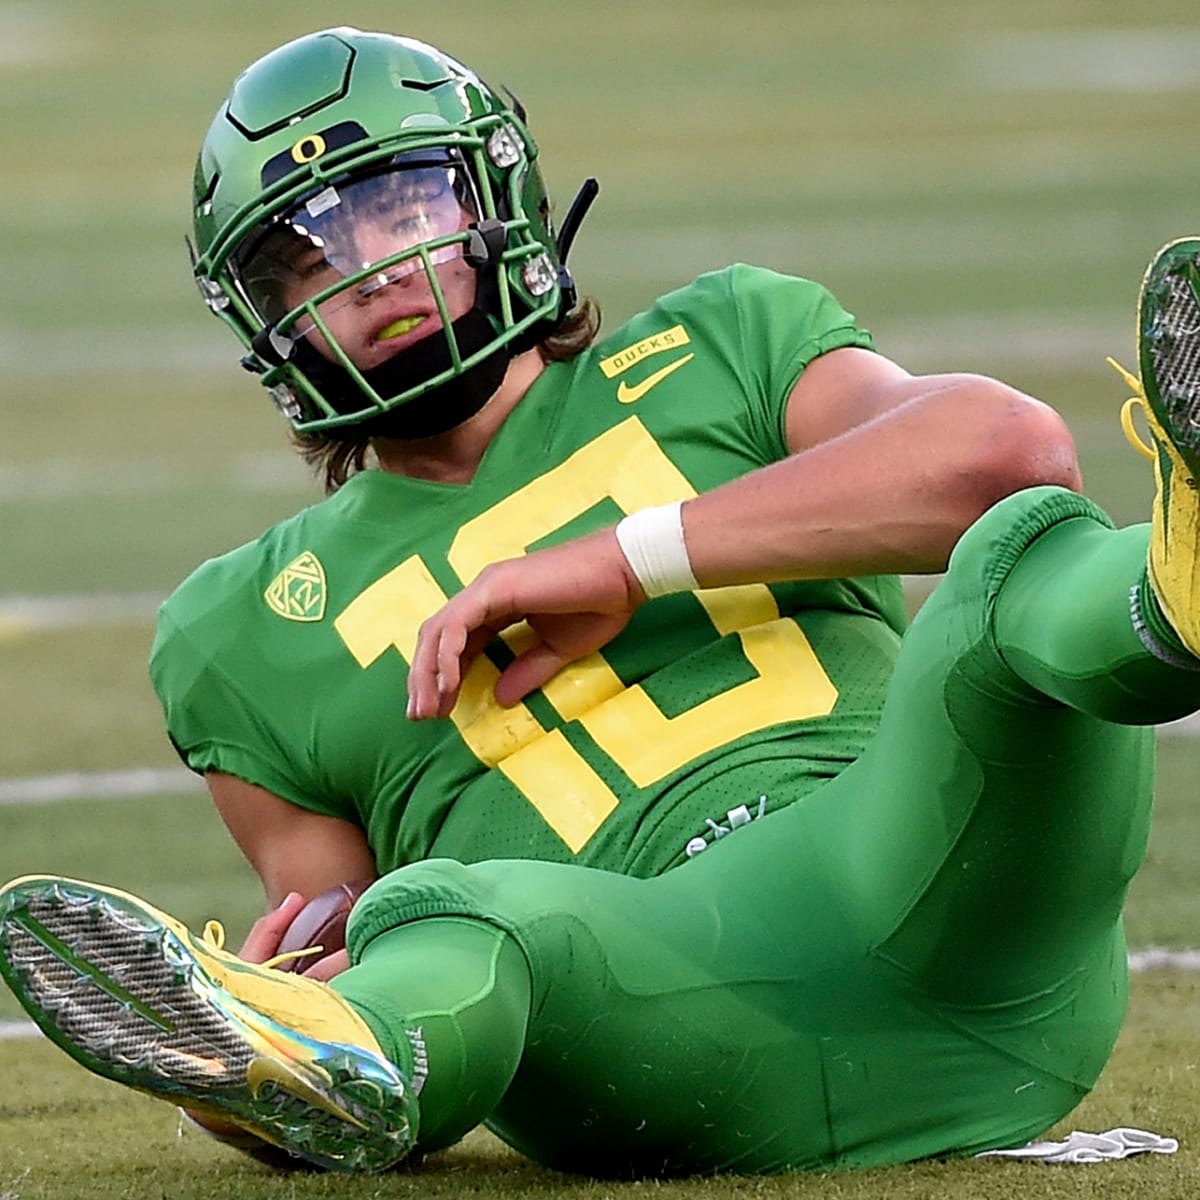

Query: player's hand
[407,527,644,719]
[237,892,307,963]
[302,949,350,981]
[235,895,351,980]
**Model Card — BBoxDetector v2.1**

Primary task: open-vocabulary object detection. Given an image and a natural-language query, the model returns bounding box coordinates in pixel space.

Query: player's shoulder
[659,262,839,309]
[607,264,857,345]
[156,491,339,636]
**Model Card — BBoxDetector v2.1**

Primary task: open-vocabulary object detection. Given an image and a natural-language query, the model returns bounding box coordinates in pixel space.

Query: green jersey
[151,265,902,875]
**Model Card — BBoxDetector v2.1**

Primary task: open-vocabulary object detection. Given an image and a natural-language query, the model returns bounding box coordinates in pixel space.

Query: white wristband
[614,501,699,597]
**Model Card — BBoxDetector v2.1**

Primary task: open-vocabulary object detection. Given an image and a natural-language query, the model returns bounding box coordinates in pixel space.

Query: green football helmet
[191,27,596,436]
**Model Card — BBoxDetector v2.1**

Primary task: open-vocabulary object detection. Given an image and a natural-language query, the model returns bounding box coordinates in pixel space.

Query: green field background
[2,1,1200,1196]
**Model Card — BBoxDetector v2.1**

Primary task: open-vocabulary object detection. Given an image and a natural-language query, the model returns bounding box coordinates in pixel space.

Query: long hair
[291,296,601,494]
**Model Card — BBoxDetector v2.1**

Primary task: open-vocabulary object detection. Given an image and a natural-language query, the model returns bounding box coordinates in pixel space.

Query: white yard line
[0,450,305,503]
[0,592,164,630]
[0,717,1195,808]
[1128,947,1200,972]
[0,576,1197,805]
[0,701,1196,810]
[0,767,202,806]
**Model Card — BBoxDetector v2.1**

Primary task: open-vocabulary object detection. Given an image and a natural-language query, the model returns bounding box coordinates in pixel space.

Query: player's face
[238,164,480,371]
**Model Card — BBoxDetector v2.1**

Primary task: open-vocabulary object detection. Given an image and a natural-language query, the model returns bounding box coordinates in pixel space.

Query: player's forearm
[680,384,1080,585]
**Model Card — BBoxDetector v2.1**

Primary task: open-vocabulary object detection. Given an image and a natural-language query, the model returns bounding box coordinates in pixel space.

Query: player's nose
[354,264,416,306]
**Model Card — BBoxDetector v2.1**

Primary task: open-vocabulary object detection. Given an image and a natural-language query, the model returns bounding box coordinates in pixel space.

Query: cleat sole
[0,878,414,1172]
[1139,238,1200,472]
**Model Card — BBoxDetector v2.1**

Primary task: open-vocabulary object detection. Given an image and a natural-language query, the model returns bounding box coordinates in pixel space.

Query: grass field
[3,0,1200,1196]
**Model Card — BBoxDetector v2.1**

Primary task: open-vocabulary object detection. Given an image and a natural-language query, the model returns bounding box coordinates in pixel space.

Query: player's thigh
[816,488,1154,1002]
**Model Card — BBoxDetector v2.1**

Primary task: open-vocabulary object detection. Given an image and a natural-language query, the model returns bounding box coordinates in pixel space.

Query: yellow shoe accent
[0,876,418,1172]
[1121,238,1200,657]
[1107,357,1156,461]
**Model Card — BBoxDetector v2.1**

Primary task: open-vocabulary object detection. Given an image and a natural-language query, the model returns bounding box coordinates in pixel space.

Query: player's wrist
[614,501,698,598]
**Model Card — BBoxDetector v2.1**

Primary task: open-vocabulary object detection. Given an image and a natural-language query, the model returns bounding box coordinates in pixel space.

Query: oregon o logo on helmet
[291,134,326,164]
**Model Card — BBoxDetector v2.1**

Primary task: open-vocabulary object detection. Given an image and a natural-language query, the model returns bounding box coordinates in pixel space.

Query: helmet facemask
[216,140,545,436]
[222,153,501,434]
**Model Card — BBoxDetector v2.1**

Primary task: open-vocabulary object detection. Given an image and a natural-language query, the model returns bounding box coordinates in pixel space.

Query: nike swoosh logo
[616,352,694,404]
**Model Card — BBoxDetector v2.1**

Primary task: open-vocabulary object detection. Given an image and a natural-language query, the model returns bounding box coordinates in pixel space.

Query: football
[274,879,374,974]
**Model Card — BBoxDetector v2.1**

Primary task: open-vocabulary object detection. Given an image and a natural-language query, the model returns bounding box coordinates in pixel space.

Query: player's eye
[390,212,426,235]
[294,255,334,282]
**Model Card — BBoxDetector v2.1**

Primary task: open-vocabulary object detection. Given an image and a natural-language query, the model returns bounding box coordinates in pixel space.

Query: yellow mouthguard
[377,316,425,341]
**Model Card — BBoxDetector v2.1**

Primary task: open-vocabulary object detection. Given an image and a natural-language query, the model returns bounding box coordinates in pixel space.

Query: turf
[2,972,1198,1199]
[3,0,1200,1195]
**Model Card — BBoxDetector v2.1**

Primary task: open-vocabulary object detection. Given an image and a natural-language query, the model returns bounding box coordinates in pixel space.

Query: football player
[152,27,1078,938]
[6,26,1200,1176]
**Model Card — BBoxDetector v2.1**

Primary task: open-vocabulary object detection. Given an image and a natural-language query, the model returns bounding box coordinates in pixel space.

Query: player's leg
[330,916,532,1155]
[995,234,1200,712]
[823,236,1200,1018]
[840,491,1164,1002]
[0,871,539,1171]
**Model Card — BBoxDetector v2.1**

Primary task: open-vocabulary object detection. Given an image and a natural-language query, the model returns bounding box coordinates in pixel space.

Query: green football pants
[335,487,1200,1174]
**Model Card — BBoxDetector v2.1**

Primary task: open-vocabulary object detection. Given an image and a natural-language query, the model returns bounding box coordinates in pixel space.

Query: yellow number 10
[334,418,837,853]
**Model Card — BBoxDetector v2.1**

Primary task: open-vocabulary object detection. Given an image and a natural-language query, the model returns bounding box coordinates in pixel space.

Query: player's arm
[205,771,379,911]
[406,348,1081,717]
[681,345,1083,583]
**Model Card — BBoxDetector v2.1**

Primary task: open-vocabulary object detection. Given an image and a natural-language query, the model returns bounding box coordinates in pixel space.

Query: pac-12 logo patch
[265,551,327,622]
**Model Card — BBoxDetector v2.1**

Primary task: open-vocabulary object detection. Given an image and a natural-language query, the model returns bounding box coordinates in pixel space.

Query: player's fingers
[434,620,471,711]
[433,620,510,718]
[409,557,565,720]
[408,607,457,720]
[406,623,438,720]
[301,949,351,981]
[494,642,569,707]
[238,892,306,962]
[408,584,494,720]
[406,620,461,721]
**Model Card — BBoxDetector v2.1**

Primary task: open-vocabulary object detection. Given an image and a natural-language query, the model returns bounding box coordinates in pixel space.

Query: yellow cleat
[0,876,417,1173]
[1112,237,1200,660]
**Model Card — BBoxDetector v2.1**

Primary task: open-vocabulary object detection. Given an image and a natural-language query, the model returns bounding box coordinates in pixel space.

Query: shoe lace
[201,919,325,971]
[1107,356,1157,462]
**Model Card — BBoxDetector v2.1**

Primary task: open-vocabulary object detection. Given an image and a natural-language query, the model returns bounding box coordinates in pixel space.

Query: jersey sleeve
[150,594,353,823]
[664,264,875,462]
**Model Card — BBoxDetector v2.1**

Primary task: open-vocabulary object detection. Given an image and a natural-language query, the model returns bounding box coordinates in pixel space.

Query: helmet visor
[234,158,480,332]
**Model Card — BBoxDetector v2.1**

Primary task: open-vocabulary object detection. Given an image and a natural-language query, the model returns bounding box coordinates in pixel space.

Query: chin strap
[298,307,510,439]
